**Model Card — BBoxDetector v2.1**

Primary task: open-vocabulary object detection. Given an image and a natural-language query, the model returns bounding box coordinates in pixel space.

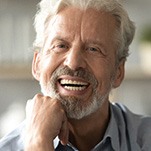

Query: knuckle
[34,93,43,99]
[44,95,51,101]
[32,93,44,104]
[51,100,65,114]
[52,99,61,107]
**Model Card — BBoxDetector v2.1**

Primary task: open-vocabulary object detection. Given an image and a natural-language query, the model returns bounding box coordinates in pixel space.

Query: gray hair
[34,0,135,62]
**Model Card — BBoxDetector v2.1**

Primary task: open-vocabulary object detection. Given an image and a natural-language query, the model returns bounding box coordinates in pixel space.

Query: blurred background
[0,0,151,138]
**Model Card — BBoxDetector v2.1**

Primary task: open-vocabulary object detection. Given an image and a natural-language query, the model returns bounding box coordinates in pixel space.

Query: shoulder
[111,102,151,150]
[0,121,25,151]
[111,102,151,126]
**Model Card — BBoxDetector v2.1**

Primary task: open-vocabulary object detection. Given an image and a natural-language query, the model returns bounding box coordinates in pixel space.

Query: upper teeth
[60,79,88,86]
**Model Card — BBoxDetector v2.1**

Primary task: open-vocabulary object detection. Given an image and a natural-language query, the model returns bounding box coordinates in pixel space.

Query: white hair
[34,0,135,62]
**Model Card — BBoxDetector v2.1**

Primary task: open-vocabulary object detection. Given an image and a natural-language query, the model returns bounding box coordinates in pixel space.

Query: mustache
[50,66,98,87]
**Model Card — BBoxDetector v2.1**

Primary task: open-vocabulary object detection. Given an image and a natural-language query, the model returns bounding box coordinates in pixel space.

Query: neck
[68,101,110,151]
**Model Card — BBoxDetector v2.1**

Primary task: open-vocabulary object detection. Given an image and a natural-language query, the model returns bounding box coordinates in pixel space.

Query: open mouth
[59,79,89,91]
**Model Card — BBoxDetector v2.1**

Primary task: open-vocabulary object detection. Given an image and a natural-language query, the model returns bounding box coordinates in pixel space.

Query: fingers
[25,94,69,149]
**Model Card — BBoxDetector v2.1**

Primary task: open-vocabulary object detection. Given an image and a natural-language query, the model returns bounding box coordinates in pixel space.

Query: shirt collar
[54,137,78,150]
[102,103,120,151]
[91,103,120,151]
[54,137,60,149]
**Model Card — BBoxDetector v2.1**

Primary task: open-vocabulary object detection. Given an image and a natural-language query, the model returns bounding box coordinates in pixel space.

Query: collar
[102,103,120,151]
[91,103,120,151]
[54,137,78,150]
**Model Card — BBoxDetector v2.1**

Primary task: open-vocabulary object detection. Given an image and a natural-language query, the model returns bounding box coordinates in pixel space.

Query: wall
[0,0,40,138]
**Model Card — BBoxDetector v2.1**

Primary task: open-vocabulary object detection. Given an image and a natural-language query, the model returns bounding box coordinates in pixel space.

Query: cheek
[42,52,57,68]
[93,64,115,93]
[97,74,111,91]
[40,53,65,82]
[40,56,57,81]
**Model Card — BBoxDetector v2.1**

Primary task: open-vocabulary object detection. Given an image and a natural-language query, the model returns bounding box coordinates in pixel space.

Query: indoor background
[0,0,151,138]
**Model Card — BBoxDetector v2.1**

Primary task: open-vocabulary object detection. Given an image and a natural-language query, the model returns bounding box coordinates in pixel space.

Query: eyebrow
[85,38,106,49]
[84,37,103,45]
[51,35,71,44]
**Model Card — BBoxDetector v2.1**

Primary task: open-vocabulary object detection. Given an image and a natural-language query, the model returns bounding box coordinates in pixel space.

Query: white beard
[40,80,111,120]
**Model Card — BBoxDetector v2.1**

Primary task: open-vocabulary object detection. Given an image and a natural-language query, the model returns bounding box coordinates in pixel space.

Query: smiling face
[32,7,125,119]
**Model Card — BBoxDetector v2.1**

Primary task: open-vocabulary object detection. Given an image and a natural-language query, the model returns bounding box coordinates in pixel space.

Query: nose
[63,47,86,70]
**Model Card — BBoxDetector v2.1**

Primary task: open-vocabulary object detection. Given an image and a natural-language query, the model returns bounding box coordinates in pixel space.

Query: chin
[39,80,110,120]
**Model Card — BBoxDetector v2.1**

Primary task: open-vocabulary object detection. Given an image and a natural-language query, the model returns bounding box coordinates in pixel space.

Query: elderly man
[0,0,151,151]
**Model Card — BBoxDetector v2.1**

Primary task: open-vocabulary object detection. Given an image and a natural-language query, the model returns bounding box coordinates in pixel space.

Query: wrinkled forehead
[45,7,117,42]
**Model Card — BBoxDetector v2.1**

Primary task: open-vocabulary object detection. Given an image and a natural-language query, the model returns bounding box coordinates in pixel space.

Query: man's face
[33,7,124,119]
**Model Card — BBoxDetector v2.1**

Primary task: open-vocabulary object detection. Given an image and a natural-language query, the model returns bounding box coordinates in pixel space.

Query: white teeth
[60,79,88,86]
[60,79,88,91]
[64,86,86,91]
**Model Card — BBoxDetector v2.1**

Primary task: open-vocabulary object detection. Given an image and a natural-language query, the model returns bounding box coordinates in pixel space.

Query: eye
[87,47,98,52]
[52,42,69,53]
[56,44,67,49]
[86,45,106,56]
[86,46,101,54]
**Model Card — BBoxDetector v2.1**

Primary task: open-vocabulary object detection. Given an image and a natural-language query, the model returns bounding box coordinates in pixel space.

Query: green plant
[140,25,151,43]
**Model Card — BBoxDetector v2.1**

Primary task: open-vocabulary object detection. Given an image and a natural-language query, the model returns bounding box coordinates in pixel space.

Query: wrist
[25,136,54,151]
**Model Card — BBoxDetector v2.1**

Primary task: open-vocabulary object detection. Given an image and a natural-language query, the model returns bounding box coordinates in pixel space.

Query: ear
[112,60,125,88]
[32,51,41,81]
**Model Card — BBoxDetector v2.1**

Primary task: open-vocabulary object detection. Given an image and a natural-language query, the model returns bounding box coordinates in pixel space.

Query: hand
[25,94,69,151]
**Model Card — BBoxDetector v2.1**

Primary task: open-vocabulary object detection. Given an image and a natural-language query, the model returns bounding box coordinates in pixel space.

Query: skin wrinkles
[27,6,125,151]
[38,7,118,120]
